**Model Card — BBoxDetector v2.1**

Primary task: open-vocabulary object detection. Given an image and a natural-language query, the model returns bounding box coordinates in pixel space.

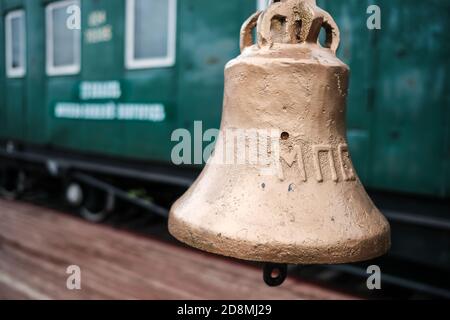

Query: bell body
[169,0,390,265]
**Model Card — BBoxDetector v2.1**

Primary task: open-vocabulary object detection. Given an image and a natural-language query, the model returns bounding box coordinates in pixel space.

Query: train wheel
[79,186,115,223]
[0,167,25,200]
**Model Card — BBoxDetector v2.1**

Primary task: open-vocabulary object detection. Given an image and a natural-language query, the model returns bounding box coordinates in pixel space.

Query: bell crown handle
[240,11,263,52]
[240,0,340,54]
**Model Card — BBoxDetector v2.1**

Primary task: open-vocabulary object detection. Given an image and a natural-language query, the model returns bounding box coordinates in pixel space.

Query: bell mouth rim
[168,213,391,265]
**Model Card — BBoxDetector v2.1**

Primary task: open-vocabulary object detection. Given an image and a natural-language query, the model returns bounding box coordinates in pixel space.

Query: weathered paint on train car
[0,0,449,198]
[2,0,26,141]
[321,0,450,197]
[365,0,450,198]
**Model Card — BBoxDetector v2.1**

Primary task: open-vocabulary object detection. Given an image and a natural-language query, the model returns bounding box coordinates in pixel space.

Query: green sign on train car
[54,80,166,122]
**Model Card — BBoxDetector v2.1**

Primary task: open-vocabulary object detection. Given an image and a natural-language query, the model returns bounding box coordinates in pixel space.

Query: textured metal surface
[169,0,390,265]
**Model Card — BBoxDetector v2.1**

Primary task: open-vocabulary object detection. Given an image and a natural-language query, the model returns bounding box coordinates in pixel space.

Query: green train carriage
[0,0,449,275]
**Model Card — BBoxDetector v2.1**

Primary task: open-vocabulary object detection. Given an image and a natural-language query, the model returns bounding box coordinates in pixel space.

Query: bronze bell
[169,0,390,278]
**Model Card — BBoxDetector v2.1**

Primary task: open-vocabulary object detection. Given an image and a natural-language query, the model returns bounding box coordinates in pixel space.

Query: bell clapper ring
[263,263,288,287]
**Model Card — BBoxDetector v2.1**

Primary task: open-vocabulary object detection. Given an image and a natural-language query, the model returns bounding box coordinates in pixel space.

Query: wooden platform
[0,199,356,300]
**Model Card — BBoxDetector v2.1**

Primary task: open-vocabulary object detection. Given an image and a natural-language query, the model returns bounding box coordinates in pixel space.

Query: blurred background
[0,0,449,300]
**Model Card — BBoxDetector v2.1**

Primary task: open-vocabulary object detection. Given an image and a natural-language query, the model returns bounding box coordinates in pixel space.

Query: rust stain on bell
[169,0,391,265]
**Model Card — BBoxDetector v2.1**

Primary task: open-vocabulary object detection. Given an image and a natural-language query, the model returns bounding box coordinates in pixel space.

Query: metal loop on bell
[263,263,288,287]
[240,11,263,52]
[253,0,340,53]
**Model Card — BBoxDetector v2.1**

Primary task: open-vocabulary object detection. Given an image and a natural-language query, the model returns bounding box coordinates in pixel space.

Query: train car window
[46,0,81,76]
[5,10,26,78]
[125,0,177,69]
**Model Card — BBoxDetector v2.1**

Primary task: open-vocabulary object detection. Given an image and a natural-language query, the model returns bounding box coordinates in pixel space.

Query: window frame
[46,0,81,76]
[125,0,177,70]
[5,9,26,78]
